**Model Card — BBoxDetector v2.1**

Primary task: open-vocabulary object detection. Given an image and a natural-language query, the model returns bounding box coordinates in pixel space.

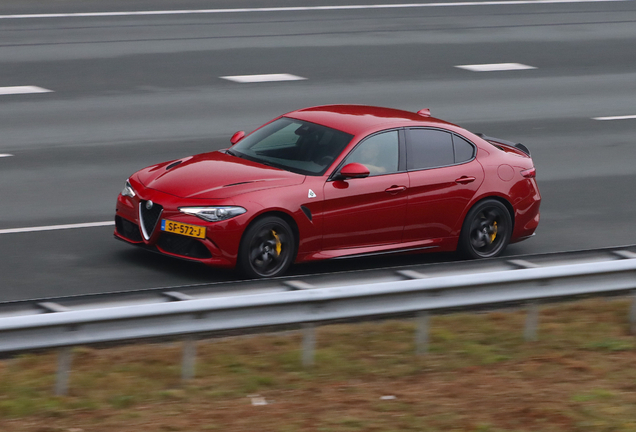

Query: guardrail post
[630,291,636,335]
[524,302,539,341]
[302,323,316,367]
[182,336,197,381]
[55,347,72,396]
[415,311,429,355]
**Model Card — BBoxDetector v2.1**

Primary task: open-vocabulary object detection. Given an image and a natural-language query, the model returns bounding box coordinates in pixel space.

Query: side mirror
[338,163,370,179]
[230,131,245,145]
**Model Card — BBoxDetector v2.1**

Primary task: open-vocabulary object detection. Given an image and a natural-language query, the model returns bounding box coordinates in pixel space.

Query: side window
[344,131,399,176]
[406,129,454,170]
[452,134,475,163]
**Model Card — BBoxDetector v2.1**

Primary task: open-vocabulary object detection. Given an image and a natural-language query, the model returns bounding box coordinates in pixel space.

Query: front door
[322,130,408,250]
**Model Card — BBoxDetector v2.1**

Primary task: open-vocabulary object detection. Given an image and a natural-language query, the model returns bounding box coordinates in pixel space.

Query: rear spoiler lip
[475,133,531,157]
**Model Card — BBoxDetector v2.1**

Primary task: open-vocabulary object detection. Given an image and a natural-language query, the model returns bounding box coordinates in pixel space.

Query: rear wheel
[458,199,512,259]
[238,216,296,278]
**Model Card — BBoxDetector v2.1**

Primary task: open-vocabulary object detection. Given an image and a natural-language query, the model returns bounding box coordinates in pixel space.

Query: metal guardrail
[2,251,636,395]
[2,245,636,318]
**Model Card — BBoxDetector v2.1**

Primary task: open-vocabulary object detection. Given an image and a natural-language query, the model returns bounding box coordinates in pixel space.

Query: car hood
[136,151,305,199]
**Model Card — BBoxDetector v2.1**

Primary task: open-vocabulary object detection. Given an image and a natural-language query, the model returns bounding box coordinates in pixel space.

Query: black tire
[238,216,296,278]
[458,199,512,259]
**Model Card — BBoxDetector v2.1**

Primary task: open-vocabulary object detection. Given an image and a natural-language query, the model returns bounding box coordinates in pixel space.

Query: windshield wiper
[227,150,283,170]
[227,149,251,161]
[254,159,278,168]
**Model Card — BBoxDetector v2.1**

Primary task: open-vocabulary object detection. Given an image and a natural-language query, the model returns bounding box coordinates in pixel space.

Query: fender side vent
[300,205,312,222]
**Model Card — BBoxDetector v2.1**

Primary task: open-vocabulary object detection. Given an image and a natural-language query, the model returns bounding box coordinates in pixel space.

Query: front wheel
[238,216,296,278]
[458,199,512,259]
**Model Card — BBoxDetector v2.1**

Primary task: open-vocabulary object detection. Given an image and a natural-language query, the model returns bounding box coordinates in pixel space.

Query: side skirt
[302,237,458,262]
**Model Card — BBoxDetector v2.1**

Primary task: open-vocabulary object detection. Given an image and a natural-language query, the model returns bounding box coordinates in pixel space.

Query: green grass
[0,297,635,431]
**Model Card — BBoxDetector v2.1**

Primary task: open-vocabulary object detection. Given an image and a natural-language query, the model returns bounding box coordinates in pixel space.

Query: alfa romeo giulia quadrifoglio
[114,105,540,278]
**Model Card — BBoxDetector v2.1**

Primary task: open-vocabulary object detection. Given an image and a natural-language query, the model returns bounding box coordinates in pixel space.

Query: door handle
[455,176,476,184]
[385,185,407,194]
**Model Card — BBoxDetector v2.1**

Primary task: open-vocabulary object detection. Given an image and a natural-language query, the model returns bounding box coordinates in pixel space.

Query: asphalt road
[1,0,636,301]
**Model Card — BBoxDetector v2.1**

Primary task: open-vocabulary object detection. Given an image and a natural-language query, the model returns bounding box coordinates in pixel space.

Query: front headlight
[179,206,247,222]
[122,179,136,198]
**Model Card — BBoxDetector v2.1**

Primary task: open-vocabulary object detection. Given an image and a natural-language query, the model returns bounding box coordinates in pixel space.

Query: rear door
[403,128,484,242]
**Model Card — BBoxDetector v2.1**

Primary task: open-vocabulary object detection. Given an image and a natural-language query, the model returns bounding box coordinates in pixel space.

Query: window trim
[404,127,477,173]
[451,133,477,165]
[328,128,406,181]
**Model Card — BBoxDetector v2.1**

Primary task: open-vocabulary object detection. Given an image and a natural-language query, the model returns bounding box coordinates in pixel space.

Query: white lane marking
[0,221,114,235]
[0,86,53,95]
[593,115,636,121]
[0,154,14,158]
[221,74,306,83]
[455,63,536,72]
[0,0,630,19]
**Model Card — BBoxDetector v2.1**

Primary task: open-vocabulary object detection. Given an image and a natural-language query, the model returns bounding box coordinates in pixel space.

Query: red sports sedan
[115,105,540,278]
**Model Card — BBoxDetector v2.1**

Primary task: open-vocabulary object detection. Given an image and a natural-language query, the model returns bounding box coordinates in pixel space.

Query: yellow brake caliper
[490,221,498,243]
[272,230,282,256]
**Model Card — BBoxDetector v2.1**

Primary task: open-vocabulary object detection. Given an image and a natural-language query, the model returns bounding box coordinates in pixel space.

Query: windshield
[230,117,353,176]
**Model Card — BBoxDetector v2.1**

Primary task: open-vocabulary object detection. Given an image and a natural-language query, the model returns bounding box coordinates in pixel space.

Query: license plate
[161,220,206,239]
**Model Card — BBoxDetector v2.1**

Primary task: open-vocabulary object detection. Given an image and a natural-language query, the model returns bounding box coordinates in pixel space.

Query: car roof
[284,104,458,137]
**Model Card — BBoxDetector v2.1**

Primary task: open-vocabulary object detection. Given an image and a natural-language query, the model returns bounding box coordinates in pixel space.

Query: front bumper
[114,188,242,269]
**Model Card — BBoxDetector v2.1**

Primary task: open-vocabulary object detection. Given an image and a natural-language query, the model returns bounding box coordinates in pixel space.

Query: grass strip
[1,297,635,431]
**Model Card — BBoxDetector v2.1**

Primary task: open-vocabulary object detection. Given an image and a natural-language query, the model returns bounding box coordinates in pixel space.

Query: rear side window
[452,134,475,163]
[406,129,454,170]
[406,128,475,170]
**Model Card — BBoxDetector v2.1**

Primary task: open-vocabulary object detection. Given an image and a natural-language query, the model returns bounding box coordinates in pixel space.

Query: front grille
[115,216,142,242]
[139,200,163,240]
[157,232,212,259]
